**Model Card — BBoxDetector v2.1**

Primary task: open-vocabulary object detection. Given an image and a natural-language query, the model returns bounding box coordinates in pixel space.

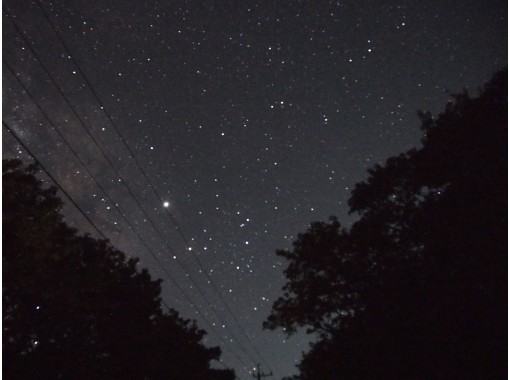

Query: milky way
[3,1,506,378]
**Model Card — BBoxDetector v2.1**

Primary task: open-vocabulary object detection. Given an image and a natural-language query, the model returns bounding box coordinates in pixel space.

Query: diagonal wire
[2,66,252,371]
[4,9,260,369]
[3,121,106,239]
[33,0,273,371]
[3,119,251,371]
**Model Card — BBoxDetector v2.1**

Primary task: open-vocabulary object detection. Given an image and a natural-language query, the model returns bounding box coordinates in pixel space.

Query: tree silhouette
[3,159,236,380]
[265,69,507,379]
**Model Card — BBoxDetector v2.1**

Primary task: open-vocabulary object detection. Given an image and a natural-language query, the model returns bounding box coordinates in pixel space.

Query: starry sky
[2,0,507,378]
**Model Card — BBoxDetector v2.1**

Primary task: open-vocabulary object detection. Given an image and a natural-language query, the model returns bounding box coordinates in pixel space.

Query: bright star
[163,201,170,207]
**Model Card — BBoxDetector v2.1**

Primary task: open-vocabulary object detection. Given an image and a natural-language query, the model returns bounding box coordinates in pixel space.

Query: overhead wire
[2,60,253,372]
[2,117,251,371]
[33,0,273,371]
[2,132,22,158]
[4,7,260,371]
[3,121,107,240]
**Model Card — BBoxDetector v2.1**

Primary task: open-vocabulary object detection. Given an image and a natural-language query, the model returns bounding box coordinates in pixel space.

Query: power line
[4,11,261,370]
[33,1,273,371]
[2,63,253,372]
[3,63,188,328]
[3,121,107,240]
[2,132,21,158]
[2,118,251,371]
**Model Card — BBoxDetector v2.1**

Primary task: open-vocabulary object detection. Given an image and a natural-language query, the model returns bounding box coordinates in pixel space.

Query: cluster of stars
[3,0,505,378]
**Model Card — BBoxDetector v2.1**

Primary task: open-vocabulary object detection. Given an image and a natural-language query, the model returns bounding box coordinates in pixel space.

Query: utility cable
[4,12,260,368]
[3,118,251,371]
[3,121,107,240]
[33,1,273,371]
[2,65,252,371]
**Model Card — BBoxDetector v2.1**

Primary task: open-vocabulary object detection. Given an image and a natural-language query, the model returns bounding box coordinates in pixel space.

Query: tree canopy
[265,69,507,379]
[3,159,235,380]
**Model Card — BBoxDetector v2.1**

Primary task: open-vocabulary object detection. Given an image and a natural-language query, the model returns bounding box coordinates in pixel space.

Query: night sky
[2,0,506,378]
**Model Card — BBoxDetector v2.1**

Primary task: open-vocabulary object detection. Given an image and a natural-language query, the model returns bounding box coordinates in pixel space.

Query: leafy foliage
[266,70,507,379]
[3,159,235,380]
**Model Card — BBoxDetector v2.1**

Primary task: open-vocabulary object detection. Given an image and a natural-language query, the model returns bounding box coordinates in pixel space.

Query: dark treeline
[265,70,507,379]
[3,159,236,380]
